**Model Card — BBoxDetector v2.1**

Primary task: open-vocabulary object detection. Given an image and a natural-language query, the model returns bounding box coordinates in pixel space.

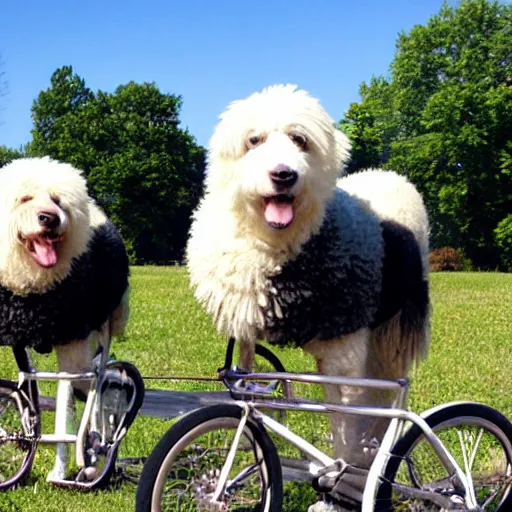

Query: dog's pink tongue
[264,199,294,227]
[32,240,58,268]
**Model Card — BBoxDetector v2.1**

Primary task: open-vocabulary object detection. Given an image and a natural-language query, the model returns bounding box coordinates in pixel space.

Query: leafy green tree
[342,0,512,269]
[0,146,23,167]
[31,66,205,262]
[31,66,96,171]
[339,77,397,172]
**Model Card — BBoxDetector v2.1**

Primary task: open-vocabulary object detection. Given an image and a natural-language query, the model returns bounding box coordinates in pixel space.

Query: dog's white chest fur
[186,186,386,346]
[187,219,284,341]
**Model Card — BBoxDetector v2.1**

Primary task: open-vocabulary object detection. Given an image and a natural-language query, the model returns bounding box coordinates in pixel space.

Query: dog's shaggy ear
[0,157,89,203]
[209,85,352,166]
[334,128,352,176]
[208,114,246,162]
[208,92,265,162]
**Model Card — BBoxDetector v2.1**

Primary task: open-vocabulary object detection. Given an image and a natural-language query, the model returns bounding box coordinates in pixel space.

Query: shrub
[429,247,467,272]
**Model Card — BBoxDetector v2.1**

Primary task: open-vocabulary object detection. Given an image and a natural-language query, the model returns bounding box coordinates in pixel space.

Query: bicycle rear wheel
[0,380,38,491]
[136,403,283,511]
[376,402,512,511]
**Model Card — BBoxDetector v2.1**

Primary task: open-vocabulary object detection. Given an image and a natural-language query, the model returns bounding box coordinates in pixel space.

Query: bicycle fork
[211,402,251,506]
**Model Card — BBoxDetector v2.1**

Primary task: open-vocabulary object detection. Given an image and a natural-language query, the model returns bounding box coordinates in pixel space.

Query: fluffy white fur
[188,85,351,341]
[187,85,430,477]
[0,157,129,481]
[0,157,91,294]
[338,169,429,276]
[0,156,128,342]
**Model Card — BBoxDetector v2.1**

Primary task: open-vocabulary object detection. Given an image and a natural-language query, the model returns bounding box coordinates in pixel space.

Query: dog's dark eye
[290,133,308,150]
[247,135,263,149]
[51,196,61,206]
[19,195,33,204]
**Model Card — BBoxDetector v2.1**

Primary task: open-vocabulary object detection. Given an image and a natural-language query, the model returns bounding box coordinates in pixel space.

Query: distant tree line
[1,0,511,269]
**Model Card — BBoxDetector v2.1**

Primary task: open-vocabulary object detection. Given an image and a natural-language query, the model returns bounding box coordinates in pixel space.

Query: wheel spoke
[0,393,35,488]
[457,428,477,500]
[226,462,261,491]
[139,410,279,511]
[469,428,484,470]
[378,405,512,511]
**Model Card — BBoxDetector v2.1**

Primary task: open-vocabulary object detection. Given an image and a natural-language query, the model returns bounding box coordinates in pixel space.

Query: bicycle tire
[0,379,38,491]
[136,403,283,511]
[254,344,286,374]
[375,402,512,511]
[254,343,292,406]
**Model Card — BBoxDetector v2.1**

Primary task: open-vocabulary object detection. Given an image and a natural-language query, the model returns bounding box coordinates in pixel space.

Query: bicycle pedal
[49,443,119,490]
[84,431,106,465]
[312,459,364,508]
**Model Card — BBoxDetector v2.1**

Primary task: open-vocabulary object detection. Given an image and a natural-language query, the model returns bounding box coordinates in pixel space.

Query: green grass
[0,268,511,511]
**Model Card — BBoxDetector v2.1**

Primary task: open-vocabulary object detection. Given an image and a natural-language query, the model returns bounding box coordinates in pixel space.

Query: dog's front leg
[47,378,75,482]
[50,331,109,481]
[49,339,92,482]
[304,329,393,474]
[237,338,255,371]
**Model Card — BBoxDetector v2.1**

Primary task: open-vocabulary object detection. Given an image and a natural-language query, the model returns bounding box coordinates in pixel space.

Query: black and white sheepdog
[0,156,129,479]
[187,85,430,471]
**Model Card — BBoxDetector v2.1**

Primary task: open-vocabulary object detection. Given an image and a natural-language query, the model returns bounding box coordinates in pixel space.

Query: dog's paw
[307,501,349,512]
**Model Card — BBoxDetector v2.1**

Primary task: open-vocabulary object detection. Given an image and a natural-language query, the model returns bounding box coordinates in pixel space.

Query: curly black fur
[259,191,429,348]
[374,219,430,335]
[0,221,129,354]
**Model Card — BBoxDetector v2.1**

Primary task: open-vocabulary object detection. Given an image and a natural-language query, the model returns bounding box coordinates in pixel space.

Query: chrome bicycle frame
[218,369,480,511]
[11,346,142,489]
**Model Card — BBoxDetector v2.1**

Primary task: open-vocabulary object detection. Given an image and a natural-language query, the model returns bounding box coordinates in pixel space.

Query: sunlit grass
[0,268,510,511]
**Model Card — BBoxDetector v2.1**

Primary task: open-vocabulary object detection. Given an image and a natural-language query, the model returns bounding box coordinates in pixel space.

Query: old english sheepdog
[0,156,129,481]
[187,85,430,477]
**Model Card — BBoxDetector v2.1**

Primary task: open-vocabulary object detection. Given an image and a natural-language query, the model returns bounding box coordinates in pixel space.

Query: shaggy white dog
[187,85,430,482]
[0,156,129,481]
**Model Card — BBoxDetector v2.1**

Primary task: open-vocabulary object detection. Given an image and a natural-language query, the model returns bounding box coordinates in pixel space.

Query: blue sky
[1,0,458,150]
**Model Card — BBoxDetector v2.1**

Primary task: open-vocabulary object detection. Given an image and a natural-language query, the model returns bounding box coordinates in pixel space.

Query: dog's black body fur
[259,191,429,348]
[0,222,129,354]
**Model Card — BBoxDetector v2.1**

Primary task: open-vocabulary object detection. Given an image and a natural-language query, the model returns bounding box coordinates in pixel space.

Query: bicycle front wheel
[0,380,38,491]
[376,402,512,511]
[136,404,282,511]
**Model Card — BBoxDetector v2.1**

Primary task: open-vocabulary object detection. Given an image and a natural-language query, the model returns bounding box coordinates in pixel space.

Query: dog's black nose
[38,212,60,229]
[269,165,298,188]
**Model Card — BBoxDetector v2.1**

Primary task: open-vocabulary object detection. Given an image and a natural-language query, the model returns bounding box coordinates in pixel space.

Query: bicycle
[135,347,512,511]
[0,337,289,492]
[0,342,145,491]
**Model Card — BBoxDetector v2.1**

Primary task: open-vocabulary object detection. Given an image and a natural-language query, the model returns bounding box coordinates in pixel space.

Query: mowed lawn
[0,268,511,511]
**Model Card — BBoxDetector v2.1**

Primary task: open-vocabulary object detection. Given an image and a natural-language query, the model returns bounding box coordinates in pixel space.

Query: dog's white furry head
[205,84,351,250]
[0,157,91,294]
